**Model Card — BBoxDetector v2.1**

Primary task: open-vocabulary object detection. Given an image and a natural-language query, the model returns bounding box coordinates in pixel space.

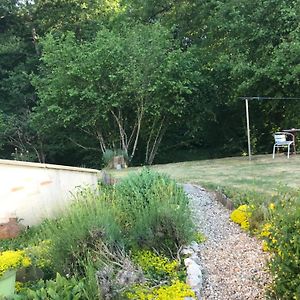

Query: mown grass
[109,154,300,195]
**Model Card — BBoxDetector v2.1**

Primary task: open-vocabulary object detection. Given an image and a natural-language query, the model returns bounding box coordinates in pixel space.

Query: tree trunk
[145,117,166,165]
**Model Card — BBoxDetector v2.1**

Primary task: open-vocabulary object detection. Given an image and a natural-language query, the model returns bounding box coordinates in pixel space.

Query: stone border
[182,241,203,300]
[209,190,234,210]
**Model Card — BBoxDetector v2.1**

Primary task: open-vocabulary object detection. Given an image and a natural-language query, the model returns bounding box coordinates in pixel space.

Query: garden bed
[0,169,198,299]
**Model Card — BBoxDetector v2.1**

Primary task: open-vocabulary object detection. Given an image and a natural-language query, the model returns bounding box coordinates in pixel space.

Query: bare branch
[129,104,144,162]
[110,109,128,152]
[95,129,107,153]
[68,137,99,151]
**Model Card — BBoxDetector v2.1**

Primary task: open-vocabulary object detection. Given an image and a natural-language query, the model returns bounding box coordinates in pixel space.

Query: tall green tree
[33,0,123,39]
[32,24,197,164]
[0,0,45,161]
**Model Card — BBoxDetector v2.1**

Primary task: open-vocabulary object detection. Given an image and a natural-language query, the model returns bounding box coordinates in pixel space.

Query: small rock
[181,247,194,256]
[17,266,44,282]
[189,253,201,265]
[190,241,199,252]
[184,257,203,291]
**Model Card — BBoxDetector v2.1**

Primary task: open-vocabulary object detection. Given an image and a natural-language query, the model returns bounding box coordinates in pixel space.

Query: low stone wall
[0,159,101,226]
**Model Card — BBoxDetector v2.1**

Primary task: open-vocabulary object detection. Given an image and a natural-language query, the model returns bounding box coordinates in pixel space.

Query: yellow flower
[126,280,195,299]
[241,220,250,230]
[269,203,275,210]
[22,256,31,268]
[0,250,31,278]
[260,223,272,237]
[133,250,178,278]
[15,281,23,292]
[262,240,269,252]
[230,205,252,230]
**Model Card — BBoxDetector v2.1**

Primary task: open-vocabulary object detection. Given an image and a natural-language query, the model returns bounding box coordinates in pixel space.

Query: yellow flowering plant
[132,250,178,281]
[128,250,195,299]
[268,202,275,210]
[230,204,252,230]
[260,223,272,251]
[126,280,195,300]
[0,250,31,278]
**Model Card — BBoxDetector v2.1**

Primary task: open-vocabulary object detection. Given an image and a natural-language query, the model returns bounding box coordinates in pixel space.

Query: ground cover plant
[0,169,196,299]
[264,194,300,299]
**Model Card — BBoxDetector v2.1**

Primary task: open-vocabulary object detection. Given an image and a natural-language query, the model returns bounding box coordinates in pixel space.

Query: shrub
[24,240,54,279]
[114,168,195,252]
[27,240,52,270]
[0,227,38,252]
[102,149,115,166]
[10,169,196,298]
[267,195,300,299]
[34,187,122,275]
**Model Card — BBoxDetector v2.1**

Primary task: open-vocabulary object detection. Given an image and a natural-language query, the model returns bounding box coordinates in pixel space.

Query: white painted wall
[0,159,101,225]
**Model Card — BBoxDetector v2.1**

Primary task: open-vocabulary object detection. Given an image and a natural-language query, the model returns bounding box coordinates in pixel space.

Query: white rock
[184,257,203,291]
[181,247,194,256]
[190,241,199,252]
[189,253,201,265]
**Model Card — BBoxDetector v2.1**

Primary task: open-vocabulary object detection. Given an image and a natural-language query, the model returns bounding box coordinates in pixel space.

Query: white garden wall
[0,159,101,226]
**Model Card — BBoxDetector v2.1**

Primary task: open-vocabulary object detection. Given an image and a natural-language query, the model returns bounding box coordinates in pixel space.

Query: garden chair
[272,132,295,159]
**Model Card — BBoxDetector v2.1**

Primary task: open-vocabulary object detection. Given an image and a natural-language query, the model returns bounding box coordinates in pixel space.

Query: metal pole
[245,98,251,160]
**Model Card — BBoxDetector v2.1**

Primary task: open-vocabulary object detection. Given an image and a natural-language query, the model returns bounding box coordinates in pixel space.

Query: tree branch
[68,137,99,151]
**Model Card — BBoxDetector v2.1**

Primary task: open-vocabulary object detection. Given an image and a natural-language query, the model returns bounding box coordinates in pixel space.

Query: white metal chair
[273,132,295,159]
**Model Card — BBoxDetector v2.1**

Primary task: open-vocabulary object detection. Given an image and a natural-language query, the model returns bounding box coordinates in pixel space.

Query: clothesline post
[245,98,251,161]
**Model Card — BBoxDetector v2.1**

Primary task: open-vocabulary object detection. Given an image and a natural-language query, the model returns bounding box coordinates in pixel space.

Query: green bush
[267,195,300,299]
[0,227,39,252]
[114,168,195,252]
[35,187,122,275]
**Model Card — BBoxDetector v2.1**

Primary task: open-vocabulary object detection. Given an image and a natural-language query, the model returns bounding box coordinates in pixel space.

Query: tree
[33,0,123,40]
[32,23,197,164]
[0,0,45,161]
[160,0,300,155]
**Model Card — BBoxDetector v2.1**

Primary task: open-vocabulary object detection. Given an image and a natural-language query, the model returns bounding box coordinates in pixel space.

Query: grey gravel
[183,184,272,300]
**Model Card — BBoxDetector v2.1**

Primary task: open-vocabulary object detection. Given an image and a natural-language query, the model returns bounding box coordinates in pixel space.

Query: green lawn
[109,154,300,195]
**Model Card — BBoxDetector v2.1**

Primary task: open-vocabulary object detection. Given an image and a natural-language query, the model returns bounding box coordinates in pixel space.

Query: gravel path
[183,184,272,300]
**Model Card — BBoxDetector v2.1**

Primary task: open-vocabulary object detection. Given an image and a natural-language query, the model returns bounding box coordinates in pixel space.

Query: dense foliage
[226,187,300,299]
[114,168,194,250]
[0,0,299,166]
[267,196,300,299]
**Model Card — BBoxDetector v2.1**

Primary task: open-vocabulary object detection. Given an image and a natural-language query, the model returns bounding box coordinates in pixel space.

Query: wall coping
[0,159,101,174]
